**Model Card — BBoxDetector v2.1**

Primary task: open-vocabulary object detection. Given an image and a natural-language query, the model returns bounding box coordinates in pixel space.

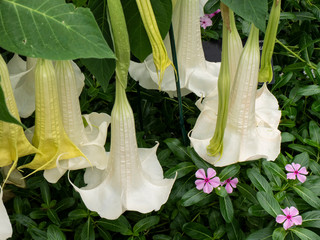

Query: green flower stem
[169,24,188,146]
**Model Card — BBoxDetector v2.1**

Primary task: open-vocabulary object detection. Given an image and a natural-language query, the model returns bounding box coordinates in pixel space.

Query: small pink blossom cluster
[195,168,238,194]
[200,9,221,29]
[276,206,302,230]
[285,163,308,183]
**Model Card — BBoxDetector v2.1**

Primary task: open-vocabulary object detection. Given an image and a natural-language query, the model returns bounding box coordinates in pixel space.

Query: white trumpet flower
[71,0,175,220]
[0,187,12,240]
[43,61,110,183]
[129,0,220,97]
[190,25,281,167]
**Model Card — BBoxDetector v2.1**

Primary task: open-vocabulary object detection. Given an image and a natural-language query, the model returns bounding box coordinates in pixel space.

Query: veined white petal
[0,188,12,240]
[129,0,220,97]
[71,90,175,219]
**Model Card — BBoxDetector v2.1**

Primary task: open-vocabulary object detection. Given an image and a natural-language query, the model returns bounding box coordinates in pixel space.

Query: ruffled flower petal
[203,182,214,194]
[0,188,12,239]
[195,168,206,179]
[285,164,294,172]
[291,216,302,226]
[286,173,296,180]
[297,174,307,183]
[298,167,308,175]
[283,219,293,230]
[276,215,287,224]
[195,179,206,190]
[207,168,216,178]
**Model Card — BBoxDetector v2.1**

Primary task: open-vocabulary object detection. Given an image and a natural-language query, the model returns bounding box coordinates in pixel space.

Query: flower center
[226,179,231,183]
[286,215,292,220]
[204,178,210,183]
[294,170,299,175]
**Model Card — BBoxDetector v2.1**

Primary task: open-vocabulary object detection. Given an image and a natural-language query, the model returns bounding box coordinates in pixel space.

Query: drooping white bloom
[0,187,12,240]
[190,24,281,167]
[129,0,220,97]
[43,61,110,183]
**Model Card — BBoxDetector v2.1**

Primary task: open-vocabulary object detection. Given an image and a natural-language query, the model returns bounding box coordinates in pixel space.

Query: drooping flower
[135,0,174,87]
[190,24,281,166]
[18,59,85,174]
[285,163,308,183]
[70,0,175,220]
[221,177,238,193]
[0,187,12,239]
[129,0,220,97]
[195,168,220,194]
[276,206,302,230]
[200,15,212,29]
[43,60,111,183]
[0,54,38,183]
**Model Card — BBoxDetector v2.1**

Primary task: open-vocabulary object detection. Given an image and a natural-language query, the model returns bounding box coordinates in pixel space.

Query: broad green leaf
[122,0,172,62]
[247,168,273,194]
[97,227,112,240]
[218,164,240,181]
[256,191,282,217]
[213,225,226,239]
[262,161,287,181]
[187,147,212,170]
[309,121,320,145]
[246,227,273,240]
[288,144,317,158]
[215,186,228,197]
[81,219,95,240]
[290,227,320,240]
[47,209,60,225]
[272,72,293,91]
[182,222,212,240]
[47,225,66,240]
[301,210,320,228]
[11,213,37,228]
[303,176,320,196]
[40,182,51,205]
[96,216,132,235]
[164,162,195,179]
[292,152,310,168]
[204,0,220,14]
[152,234,172,240]
[133,216,160,234]
[164,138,190,160]
[248,205,269,217]
[226,219,245,240]
[0,0,114,60]
[219,195,234,223]
[221,0,267,31]
[293,186,320,209]
[237,183,259,204]
[181,188,211,207]
[68,209,88,220]
[55,198,75,212]
[281,132,296,143]
[29,210,47,220]
[0,82,25,128]
[272,227,287,240]
[309,160,320,175]
[312,100,320,112]
[296,85,320,96]
[208,210,223,230]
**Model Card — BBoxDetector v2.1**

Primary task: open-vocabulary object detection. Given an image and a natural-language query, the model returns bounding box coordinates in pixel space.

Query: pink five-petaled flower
[276,207,302,230]
[195,168,220,194]
[200,15,212,29]
[222,177,238,193]
[285,163,308,183]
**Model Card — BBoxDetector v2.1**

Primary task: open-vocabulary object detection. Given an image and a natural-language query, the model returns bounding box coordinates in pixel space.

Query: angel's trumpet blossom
[135,0,174,87]
[258,0,281,83]
[70,0,175,219]
[7,54,37,118]
[43,61,111,183]
[19,59,85,174]
[129,0,220,97]
[0,55,37,183]
[190,24,281,166]
[0,187,12,239]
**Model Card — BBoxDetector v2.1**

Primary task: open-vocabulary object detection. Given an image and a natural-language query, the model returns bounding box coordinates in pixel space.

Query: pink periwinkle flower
[200,15,212,29]
[276,206,302,230]
[221,177,238,193]
[195,168,220,194]
[205,9,221,18]
[285,163,308,183]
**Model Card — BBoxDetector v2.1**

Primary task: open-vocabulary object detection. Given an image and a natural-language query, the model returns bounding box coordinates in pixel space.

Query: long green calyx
[258,0,281,83]
[207,3,230,157]
[136,0,174,88]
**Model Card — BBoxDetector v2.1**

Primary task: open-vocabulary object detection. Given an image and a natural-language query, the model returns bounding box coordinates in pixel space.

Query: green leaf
[55,197,75,212]
[309,121,320,145]
[213,225,226,239]
[204,0,220,14]
[281,132,296,143]
[164,138,190,160]
[292,152,310,168]
[247,168,273,194]
[290,227,320,240]
[237,183,258,204]
[215,186,228,197]
[187,147,212,170]
[122,0,172,62]
[208,210,223,230]
[248,205,269,217]
[47,209,60,225]
[133,216,160,234]
[256,191,282,217]
[301,210,320,228]
[11,213,37,228]
[272,72,293,91]
[296,85,320,96]
[219,195,234,223]
[164,162,195,179]
[40,182,51,205]
[262,161,287,181]
[47,225,66,240]
[97,216,132,235]
[309,160,320,175]
[97,226,112,240]
[272,227,287,240]
[221,0,268,31]
[182,222,212,240]
[152,234,172,240]
[292,185,320,209]
[81,219,95,240]
[68,209,88,220]
[246,227,273,240]
[0,82,25,128]
[288,144,317,158]
[226,219,245,240]
[181,188,210,207]
[218,164,240,182]
[0,0,114,60]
